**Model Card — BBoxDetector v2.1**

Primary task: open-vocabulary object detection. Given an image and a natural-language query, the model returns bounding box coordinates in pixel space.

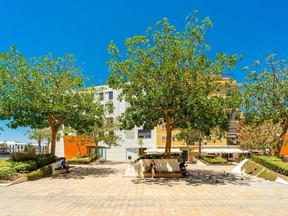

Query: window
[162,124,166,130]
[99,92,104,101]
[162,136,166,142]
[223,153,233,158]
[105,91,113,100]
[138,130,151,139]
[108,91,113,100]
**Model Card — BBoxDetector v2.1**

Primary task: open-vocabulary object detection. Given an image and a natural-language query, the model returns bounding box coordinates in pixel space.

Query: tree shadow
[131,169,253,187]
[51,166,118,180]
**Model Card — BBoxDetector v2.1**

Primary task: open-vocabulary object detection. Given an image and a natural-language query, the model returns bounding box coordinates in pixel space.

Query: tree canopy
[242,54,288,155]
[0,47,103,155]
[107,13,240,157]
[238,120,281,152]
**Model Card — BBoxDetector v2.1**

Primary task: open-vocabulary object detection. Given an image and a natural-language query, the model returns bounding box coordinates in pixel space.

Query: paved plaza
[0,161,287,216]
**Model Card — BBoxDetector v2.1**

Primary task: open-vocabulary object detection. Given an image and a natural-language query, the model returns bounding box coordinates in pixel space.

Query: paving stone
[0,162,287,216]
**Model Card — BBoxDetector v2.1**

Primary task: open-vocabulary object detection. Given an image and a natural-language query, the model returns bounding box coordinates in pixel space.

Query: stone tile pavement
[0,161,287,216]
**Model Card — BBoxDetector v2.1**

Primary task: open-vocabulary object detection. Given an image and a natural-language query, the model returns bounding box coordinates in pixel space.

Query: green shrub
[27,165,52,181]
[68,154,98,164]
[27,169,43,181]
[35,154,57,168]
[40,165,52,177]
[202,156,228,164]
[252,155,288,176]
[13,160,38,173]
[0,167,16,181]
[11,152,36,162]
[0,159,13,168]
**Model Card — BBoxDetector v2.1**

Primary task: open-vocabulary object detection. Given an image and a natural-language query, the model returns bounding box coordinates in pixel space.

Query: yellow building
[155,77,242,161]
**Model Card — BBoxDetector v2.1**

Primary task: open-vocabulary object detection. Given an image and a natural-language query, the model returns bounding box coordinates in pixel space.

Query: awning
[192,148,249,154]
[144,148,183,154]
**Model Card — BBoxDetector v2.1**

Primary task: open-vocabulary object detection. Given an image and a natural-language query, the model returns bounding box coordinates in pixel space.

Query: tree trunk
[38,139,41,154]
[198,140,202,159]
[48,115,63,156]
[50,126,57,155]
[95,142,98,156]
[165,117,172,158]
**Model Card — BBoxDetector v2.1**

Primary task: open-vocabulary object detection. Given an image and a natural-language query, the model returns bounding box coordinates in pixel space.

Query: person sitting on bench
[61,157,70,173]
[179,160,187,171]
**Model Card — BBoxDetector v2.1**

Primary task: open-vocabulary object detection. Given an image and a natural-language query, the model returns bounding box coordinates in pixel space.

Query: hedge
[27,165,52,181]
[0,167,16,181]
[35,154,58,168]
[11,152,36,162]
[13,160,38,173]
[201,156,228,164]
[252,155,288,176]
[68,154,98,164]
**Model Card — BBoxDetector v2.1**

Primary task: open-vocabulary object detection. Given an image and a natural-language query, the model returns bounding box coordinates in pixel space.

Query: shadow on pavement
[131,169,252,187]
[51,166,118,180]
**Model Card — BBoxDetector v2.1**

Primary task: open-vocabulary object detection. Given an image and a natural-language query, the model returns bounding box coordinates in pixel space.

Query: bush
[0,159,13,168]
[27,169,43,181]
[27,165,52,181]
[35,154,57,168]
[202,156,228,164]
[11,152,36,162]
[0,167,16,181]
[68,154,98,164]
[252,155,288,176]
[13,160,38,173]
[40,165,52,177]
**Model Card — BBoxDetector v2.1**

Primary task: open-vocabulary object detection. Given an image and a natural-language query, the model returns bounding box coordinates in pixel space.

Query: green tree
[0,47,103,155]
[242,54,288,156]
[25,143,36,153]
[83,116,121,154]
[107,13,240,157]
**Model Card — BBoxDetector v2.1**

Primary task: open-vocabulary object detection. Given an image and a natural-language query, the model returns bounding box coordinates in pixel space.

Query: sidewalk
[1,161,287,216]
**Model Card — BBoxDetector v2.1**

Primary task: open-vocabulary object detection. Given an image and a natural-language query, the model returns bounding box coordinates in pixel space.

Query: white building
[0,141,27,153]
[54,85,157,161]
[0,141,48,154]
[95,85,157,161]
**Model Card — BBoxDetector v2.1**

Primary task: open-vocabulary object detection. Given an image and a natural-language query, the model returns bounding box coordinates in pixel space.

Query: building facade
[55,86,157,161]
[55,78,245,162]
[0,141,48,153]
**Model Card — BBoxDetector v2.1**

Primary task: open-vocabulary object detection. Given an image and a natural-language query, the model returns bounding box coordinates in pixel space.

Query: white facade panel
[96,85,157,161]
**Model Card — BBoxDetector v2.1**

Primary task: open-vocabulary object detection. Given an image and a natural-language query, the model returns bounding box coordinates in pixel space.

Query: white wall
[97,86,157,161]
[56,86,158,161]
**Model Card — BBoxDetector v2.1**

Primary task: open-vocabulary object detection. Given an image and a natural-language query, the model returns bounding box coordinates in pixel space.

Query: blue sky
[0,0,288,142]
